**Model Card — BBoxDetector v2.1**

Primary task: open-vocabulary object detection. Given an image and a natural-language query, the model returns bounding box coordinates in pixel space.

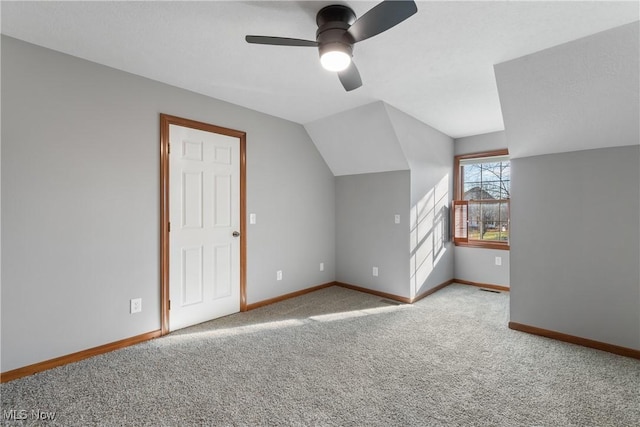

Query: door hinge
[168,222,171,232]
[168,143,170,154]
[168,300,171,310]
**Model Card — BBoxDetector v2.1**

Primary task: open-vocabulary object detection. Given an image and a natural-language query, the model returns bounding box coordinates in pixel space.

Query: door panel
[182,171,203,228]
[213,244,232,298]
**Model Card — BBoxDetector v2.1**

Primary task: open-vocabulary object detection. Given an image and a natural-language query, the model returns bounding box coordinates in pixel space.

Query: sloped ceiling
[304,101,409,176]
[305,101,454,176]
[2,1,638,139]
[495,22,639,159]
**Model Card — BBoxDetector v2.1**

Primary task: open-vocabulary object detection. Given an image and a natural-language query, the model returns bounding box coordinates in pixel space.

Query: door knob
[232,231,240,237]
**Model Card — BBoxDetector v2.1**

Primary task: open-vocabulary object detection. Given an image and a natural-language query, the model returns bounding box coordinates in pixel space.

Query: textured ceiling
[1,1,638,138]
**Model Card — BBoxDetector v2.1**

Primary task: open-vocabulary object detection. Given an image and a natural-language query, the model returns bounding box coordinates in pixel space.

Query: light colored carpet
[2,284,639,426]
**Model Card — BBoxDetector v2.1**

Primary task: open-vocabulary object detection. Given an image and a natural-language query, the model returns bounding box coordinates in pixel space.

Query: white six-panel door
[169,124,240,331]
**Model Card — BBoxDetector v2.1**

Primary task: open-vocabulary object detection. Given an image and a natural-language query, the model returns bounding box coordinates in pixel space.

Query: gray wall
[453,131,510,287]
[332,104,456,300]
[495,22,639,348]
[385,105,455,297]
[510,146,639,349]
[1,36,335,372]
[335,171,411,298]
[455,247,509,287]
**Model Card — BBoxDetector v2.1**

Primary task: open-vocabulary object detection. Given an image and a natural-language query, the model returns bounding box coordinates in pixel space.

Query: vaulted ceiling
[1,1,638,138]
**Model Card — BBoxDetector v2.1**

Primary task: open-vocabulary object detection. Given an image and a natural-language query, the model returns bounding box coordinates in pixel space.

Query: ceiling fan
[245,0,418,92]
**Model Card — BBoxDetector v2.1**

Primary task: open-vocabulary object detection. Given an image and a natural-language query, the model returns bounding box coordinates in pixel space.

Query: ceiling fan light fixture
[321,50,351,71]
[319,43,352,72]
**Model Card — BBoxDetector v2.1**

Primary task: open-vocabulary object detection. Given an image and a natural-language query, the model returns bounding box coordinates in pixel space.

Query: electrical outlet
[495,256,502,266]
[394,214,400,224]
[130,298,142,314]
[372,267,379,277]
[320,262,325,272]
[276,270,283,281]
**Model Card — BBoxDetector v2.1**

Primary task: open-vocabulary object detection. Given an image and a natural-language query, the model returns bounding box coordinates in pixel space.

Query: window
[453,149,510,250]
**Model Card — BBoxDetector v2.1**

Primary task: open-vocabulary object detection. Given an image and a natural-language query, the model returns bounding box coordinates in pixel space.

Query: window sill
[454,241,510,251]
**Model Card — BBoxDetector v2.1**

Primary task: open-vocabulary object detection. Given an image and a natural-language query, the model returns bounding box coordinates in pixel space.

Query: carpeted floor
[2,284,639,426]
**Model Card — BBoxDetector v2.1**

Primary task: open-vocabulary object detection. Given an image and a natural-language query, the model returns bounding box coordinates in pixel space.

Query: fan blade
[346,0,417,43]
[245,35,318,47]
[338,61,362,92]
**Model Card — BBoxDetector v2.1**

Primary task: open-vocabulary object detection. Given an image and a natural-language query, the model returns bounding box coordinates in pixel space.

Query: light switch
[394,214,400,224]
[495,256,502,266]
[249,213,256,225]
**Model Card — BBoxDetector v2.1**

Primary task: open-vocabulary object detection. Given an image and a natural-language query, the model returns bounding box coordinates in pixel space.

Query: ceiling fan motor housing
[316,5,356,28]
[316,5,357,58]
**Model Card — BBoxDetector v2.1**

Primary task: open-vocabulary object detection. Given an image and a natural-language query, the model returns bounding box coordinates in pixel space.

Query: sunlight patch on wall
[410,174,449,296]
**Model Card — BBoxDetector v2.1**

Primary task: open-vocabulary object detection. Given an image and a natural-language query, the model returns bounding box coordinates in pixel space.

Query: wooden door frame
[160,114,247,336]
